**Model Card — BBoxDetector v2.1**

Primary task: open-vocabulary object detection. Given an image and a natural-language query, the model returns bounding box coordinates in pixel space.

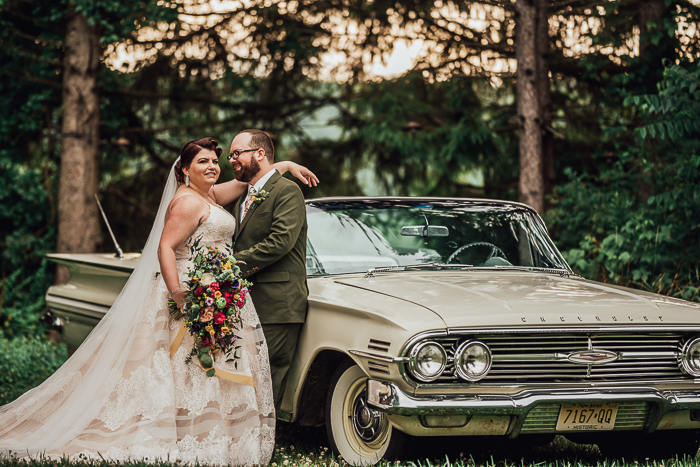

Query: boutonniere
[249,188,269,209]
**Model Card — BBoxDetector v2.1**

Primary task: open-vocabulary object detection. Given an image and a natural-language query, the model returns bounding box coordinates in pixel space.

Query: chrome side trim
[45,294,110,319]
[413,378,700,389]
[490,351,677,362]
[445,326,700,335]
[349,350,409,363]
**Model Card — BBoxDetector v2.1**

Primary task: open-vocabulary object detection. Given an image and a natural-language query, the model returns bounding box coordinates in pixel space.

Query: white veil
[0,159,180,455]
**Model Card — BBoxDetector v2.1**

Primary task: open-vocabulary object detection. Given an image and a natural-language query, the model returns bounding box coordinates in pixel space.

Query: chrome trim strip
[45,294,110,319]
[45,257,135,273]
[349,350,409,363]
[412,378,699,389]
[490,351,677,362]
[445,326,700,335]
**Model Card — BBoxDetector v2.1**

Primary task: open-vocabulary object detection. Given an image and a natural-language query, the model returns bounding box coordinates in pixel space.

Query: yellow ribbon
[170,322,255,388]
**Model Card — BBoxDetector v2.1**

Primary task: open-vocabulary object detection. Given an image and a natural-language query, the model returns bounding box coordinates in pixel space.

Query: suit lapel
[232,194,245,242]
[237,171,282,236]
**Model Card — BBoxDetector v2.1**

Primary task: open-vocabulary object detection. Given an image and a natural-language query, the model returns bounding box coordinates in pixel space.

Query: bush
[546,63,700,302]
[0,334,68,405]
[0,160,56,338]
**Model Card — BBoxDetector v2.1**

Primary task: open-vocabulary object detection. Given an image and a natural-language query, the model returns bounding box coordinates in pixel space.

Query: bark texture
[537,0,554,200]
[638,0,665,59]
[515,0,544,214]
[56,12,101,284]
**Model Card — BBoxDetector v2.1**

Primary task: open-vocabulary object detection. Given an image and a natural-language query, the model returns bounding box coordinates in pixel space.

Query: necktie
[242,187,255,219]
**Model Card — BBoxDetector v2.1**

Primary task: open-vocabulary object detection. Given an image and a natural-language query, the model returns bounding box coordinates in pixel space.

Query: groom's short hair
[239,129,274,163]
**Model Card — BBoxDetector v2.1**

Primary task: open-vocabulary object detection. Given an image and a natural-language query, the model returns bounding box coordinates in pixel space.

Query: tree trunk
[537,0,554,202]
[56,11,101,284]
[638,0,665,59]
[515,0,544,213]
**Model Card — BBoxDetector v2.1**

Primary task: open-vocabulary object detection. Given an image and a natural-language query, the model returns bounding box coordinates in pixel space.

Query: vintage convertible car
[46,197,700,464]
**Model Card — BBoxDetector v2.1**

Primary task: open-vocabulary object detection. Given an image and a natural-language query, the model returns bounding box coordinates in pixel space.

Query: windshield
[305,202,569,276]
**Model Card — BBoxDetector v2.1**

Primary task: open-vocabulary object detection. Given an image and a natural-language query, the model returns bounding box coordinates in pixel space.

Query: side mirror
[401,225,449,237]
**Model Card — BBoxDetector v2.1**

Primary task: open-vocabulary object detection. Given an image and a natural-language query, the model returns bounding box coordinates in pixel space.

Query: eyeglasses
[228,148,260,160]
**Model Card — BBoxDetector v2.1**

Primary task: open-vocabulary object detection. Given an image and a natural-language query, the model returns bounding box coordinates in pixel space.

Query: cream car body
[46,198,700,464]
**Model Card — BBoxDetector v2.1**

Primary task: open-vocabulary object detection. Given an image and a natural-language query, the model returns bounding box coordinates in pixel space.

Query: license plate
[555,403,618,431]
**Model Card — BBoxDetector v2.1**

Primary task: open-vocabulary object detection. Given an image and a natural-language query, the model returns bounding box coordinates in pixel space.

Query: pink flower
[200,307,214,322]
[214,313,226,324]
[209,282,220,291]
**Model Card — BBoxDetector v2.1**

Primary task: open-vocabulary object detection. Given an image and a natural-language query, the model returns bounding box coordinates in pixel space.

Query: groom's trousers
[262,323,303,411]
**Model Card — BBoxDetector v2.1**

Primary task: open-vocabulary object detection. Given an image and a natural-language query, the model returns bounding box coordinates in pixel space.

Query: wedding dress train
[0,165,275,466]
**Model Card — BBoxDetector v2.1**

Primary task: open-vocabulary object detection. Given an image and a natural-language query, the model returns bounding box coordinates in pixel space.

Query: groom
[229,129,309,410]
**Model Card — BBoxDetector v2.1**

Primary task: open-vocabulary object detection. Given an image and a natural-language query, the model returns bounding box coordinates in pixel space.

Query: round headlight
[409,341,447,382]
[681,337,700,376]
[454,340,492,381]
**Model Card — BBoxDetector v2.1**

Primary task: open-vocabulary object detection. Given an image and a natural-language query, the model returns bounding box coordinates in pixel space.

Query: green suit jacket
[232,171,308,324]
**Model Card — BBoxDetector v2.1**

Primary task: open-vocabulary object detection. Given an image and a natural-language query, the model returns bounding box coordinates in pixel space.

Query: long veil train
[0,161,181,455]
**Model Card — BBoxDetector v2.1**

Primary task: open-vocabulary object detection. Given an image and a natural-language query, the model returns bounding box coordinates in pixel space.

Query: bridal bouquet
[168,237,252,375]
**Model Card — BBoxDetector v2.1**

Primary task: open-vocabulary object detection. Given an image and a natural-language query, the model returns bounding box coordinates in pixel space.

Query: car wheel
[326,360,407,465]
[597,430,700,460]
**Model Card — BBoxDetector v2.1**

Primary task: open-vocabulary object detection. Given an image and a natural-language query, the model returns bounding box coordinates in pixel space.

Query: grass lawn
[2,423,698,467]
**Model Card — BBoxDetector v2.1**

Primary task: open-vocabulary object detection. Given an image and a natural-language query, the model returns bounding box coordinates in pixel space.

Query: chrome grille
[408,331,690,384]
[520,402,647,433]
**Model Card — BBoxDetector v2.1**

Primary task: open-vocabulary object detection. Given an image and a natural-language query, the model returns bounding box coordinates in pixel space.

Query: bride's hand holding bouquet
[169,238,252,374]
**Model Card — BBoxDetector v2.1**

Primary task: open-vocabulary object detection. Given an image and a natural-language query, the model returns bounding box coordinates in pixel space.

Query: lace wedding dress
[0,164,275,466]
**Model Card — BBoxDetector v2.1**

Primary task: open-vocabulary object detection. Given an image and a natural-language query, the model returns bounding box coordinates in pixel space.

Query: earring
[185,174,190,187]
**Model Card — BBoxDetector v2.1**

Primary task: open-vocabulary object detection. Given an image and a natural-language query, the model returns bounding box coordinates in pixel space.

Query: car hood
[333,271,700,328]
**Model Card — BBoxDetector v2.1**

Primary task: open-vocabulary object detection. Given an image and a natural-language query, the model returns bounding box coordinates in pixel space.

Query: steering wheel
[446,242,506,265]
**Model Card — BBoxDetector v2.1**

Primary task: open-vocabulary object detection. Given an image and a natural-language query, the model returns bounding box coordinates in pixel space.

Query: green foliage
[630,64,700,141]
[73,0,178,44]
[0,0,178,334]
[0,335,68,406]
[547,62,700,302]
[0,161,57,337]
[0,0,62,337]
[336,73,512,197]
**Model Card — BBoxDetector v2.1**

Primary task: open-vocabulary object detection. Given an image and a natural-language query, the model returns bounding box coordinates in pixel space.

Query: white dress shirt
[239,168,277,220]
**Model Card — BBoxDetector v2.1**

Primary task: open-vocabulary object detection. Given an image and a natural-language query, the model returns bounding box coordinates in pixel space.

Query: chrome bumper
[367,380,700,418]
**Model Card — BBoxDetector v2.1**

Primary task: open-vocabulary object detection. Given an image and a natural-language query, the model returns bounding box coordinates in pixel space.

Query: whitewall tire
[326,360,407,465]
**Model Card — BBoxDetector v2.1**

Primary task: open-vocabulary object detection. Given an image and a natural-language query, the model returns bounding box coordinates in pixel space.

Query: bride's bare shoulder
[167,190,210,220]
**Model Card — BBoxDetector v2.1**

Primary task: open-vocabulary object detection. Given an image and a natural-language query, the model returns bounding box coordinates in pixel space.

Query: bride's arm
[158,198,208,309]
[209,161,319,205]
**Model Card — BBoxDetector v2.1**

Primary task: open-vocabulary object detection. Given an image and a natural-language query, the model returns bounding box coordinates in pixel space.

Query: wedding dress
[0,161,275,465]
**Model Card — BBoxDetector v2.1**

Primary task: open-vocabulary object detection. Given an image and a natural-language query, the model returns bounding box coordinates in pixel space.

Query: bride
[0,137,318,465]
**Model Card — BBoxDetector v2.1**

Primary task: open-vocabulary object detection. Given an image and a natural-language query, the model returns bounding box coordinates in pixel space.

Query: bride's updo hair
[174,137,223,184]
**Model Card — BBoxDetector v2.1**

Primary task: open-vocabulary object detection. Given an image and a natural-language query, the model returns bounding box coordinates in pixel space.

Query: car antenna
[94,194,124,259]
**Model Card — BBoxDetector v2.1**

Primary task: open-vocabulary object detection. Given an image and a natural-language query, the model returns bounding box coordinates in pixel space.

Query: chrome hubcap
[352,390,387,442]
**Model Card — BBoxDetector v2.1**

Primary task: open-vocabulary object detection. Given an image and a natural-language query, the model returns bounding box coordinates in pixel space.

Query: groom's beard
[233,157,261,183]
